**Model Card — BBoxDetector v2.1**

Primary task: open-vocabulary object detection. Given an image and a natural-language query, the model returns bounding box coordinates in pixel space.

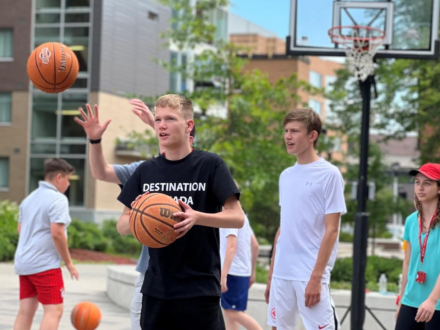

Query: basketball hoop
[328,26,386,81]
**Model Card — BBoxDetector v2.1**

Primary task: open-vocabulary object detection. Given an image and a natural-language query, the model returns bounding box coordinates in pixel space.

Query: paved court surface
[0,263,131,330]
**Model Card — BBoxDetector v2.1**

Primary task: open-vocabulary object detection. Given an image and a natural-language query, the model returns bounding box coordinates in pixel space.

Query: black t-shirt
[117,150,240,299]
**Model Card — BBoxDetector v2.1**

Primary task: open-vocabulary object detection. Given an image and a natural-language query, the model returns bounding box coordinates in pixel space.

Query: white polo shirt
[273,158,346,283]
[14,181,71,275]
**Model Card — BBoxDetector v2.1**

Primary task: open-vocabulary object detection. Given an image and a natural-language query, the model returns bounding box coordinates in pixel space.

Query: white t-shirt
[14,181,71,275]
[220,214,253,276]
[273,158,346,283]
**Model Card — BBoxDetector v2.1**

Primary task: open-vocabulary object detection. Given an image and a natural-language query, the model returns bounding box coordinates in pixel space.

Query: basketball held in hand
[27,42,79,93]
[71,302,101,330]
[129,193,183,248]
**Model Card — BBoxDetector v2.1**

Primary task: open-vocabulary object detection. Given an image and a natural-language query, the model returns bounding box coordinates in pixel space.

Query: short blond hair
[283,109,322,147]
[155,94,194,119]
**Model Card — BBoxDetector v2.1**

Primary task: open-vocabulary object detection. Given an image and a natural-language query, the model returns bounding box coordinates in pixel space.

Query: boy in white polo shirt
[14,158,79,330]
[265,109,346,330]
[220,213,261,330]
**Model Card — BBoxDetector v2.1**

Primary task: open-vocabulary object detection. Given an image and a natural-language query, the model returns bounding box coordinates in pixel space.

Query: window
[34,28,60,47]
[32,93,58,141]
[325,75,337,92]
[0,93,11,123]
[36,13,61,24]
[169,52,178,93]
[309,71,322,88]
[60,94,87,142]
[64,28,89,72]
[0,29,13,59]
[36,0,60,10]
[66,0,90,8]
[65,13,90,23]
[181,54,187,92]
[333,137,342,152]
[309,99,322,116]
[148,11,159,21]
[63,158,85,206]
[0,158,9,189]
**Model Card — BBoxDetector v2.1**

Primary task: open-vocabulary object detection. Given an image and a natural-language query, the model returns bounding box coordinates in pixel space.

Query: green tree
[327,65,412,241]
[126,0,320,241]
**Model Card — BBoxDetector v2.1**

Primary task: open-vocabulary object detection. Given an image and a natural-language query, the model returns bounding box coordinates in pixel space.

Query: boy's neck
[296,146,320,165]
[164,144,192,161]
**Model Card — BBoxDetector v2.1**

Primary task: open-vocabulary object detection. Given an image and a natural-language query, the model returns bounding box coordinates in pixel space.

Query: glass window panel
[169,52,178,92]
[36,13,61,24]
[171,9,179,31]
[31,143,57,154]
[0,93,12,123]
[0,158,9,188]
[325,75,337,92]
[61,94,87,141]
[215,9,227,42]
[60,144,86,154]
[29,158,45,193]
[64,28,89,72]
[0,29,13,58]
[35,28,60,47]
[32,93,58,140]
[309,99,322,116]
[309,71,322,89]
[36,0,60,9]
[64,158,85,206]
[66,0,90,8]
[181,54,187,92]
[65,13,90,23]
[70,78,87,89]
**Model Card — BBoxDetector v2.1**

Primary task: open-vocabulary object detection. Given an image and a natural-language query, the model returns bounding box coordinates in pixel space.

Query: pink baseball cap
[409,163,440,181]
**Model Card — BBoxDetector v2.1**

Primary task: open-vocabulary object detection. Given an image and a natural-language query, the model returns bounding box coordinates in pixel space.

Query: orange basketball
[129,193,183,248]
[71,302,101,330]
[27,42,79,93]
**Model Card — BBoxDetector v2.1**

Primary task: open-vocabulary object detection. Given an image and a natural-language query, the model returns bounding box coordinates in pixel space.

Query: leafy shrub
[339,232,354,242]
[102,220,142,255]
[0,200,19,261]
[333,256,403,286]
[68,219,108,252]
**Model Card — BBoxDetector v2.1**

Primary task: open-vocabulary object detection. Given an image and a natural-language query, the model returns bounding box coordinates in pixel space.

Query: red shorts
[19,268,64,305]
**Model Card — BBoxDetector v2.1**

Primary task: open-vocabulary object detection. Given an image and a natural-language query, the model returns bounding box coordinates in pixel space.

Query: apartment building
[0,0,176,222]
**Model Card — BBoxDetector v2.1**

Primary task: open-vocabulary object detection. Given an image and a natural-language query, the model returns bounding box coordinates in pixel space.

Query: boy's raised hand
[130,99,154,128]
[74,104,111,140]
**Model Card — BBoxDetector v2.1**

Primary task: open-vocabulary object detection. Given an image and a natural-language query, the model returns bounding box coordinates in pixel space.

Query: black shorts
[395,304,440,330]
[140,295,225,330]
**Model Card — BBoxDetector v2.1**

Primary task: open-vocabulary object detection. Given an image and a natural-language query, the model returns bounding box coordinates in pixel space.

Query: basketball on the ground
[129,193,183,248]
[27,42,79,93]
[71,302,101,330]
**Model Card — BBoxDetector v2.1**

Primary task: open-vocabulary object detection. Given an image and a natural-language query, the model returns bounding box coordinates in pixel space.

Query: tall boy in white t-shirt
[265,109,346,330]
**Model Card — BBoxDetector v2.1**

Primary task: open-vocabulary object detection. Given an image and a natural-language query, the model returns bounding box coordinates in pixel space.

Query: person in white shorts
[74,99,194,330]
[220,212,261,330]
[265,108,346,330]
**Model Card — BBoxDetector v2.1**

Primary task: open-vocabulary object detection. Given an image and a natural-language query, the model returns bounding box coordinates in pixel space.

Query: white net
[329,26,385,82]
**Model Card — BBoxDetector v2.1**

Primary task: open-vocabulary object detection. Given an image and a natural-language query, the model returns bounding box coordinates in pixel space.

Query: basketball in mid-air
[129,193,183,248]
[71,302,102,330]
[27,42,79,93]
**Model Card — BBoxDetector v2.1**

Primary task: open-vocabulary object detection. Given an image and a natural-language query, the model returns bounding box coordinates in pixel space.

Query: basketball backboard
[287,0,440,59]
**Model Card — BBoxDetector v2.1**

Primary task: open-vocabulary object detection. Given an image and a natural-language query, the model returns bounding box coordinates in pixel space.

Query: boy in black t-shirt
[117,94,244,330]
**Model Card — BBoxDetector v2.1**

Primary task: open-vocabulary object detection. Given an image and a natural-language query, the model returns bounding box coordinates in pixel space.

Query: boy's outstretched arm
[173,195,244,238]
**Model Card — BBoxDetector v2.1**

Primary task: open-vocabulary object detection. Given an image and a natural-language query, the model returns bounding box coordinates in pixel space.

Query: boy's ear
[310,130,318,143]
[186,119,194,133]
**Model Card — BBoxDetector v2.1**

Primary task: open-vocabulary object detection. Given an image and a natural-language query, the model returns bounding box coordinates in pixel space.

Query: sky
[229,0,291,39]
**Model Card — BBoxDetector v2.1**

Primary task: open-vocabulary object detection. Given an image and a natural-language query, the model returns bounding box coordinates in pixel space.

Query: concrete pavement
[0,263,131,330]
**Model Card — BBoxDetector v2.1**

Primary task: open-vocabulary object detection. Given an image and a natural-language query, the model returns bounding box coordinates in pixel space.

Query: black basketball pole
[350,74,373,330]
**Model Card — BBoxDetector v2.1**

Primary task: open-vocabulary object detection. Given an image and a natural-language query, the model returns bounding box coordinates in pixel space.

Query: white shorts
[267,277,337,330]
